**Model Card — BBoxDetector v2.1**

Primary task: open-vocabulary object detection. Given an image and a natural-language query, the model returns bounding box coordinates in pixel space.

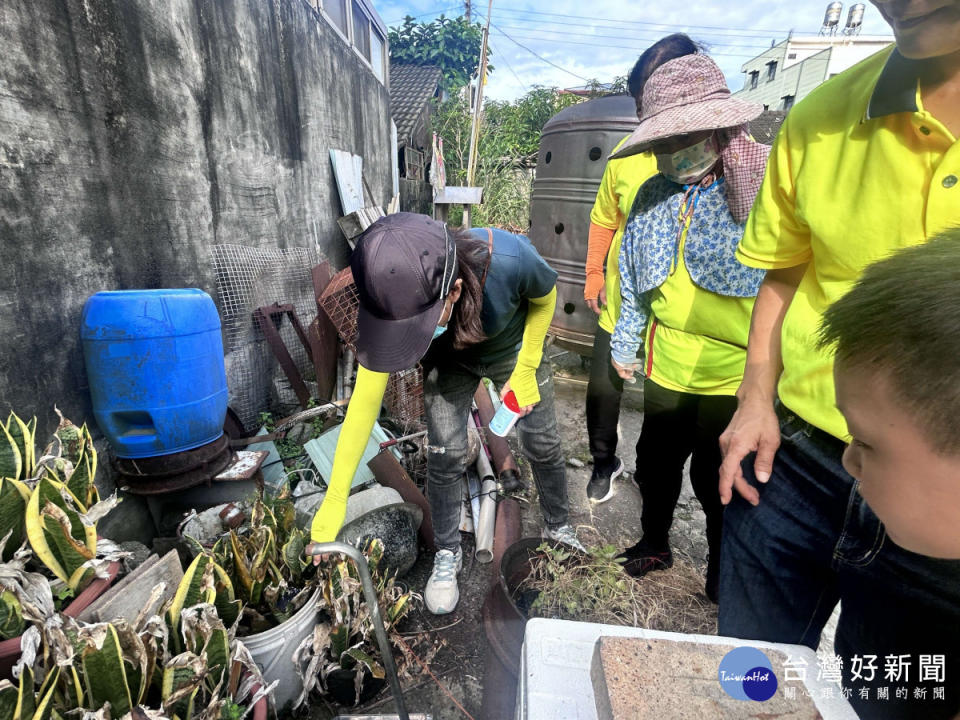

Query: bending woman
[609,52,769,602]
[310,213,581,615]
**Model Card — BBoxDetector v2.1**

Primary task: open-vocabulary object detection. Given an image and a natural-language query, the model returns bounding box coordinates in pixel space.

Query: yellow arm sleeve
[310,365,389,542]
[508,287,556,406]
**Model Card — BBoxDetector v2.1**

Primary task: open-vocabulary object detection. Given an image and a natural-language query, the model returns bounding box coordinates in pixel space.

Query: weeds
[519,543,716,635]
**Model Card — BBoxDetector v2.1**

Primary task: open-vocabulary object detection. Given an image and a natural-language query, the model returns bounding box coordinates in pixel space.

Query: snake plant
[2,598,270,720]
[0,411,114,596]
[292,537,413,708]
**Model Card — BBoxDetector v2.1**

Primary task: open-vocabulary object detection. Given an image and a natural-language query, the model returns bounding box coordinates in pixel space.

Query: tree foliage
[431,87,584,229]
[388,14,492,92]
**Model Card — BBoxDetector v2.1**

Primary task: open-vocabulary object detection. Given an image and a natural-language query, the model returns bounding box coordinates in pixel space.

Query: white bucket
[241,588,321,713]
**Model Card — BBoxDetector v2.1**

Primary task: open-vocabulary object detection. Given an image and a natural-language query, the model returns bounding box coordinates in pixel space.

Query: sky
[373,0,893,100]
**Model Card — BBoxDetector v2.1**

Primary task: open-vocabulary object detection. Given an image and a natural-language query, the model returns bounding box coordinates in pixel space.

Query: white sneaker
[542,524,586,553]
[424,548,462,615]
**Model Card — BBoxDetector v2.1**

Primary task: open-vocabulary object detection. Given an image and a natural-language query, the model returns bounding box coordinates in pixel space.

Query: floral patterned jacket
[610,175,766,367]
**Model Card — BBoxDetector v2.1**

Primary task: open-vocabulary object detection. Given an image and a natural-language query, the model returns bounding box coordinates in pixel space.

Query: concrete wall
[0,0,391,539]
[0,0,390,434]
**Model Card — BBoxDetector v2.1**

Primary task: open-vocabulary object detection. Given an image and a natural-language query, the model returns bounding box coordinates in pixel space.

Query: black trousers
[635,379,736,563]
[585,327,624,474]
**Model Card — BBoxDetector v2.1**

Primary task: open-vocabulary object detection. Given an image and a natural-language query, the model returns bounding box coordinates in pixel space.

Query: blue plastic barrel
[80,289,228,459]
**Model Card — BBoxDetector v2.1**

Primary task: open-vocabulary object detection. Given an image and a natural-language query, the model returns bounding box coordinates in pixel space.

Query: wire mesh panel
[318,267,359,347]
[384,365,425,434]
[212,244,317,430]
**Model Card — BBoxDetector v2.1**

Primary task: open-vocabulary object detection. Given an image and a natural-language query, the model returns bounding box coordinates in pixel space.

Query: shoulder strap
[479,228,494,289]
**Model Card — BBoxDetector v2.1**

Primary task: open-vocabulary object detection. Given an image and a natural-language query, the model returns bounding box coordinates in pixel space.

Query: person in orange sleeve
[582,35,694,505]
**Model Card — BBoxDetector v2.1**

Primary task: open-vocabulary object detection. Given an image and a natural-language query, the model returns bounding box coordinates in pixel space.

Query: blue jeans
[422,353,568,552]
[719,404,960,719]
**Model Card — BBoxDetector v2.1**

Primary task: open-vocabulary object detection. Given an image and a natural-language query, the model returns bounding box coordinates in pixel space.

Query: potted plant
[0,410,123,677]
[0,597,270,720]
[181,490,318,713]
[293,537,413,708]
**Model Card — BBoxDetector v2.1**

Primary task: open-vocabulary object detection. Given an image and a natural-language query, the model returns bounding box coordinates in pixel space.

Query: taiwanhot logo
[718,647,779,702]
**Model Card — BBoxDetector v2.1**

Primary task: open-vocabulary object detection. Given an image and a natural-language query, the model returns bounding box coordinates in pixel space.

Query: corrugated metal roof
[390,64,443,146]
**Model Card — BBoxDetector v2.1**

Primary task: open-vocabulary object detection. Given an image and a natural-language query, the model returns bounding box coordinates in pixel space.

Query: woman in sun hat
[309,212,581,615]
[607,51,770,602]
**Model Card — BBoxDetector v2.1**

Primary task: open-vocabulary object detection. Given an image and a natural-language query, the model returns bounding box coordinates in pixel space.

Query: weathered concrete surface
[0,0,391,441]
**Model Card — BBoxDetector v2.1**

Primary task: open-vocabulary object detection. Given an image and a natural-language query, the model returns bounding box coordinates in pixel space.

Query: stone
[78,550,184,624]
[118,541,152,571]
[567,458,585,468]
[592,636,822,719]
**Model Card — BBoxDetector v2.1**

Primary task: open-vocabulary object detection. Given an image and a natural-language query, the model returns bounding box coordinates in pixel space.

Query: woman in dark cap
[609,50,770,602]
[311,213,581,614]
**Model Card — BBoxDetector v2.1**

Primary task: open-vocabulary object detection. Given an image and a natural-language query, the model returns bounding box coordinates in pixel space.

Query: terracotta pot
[481,538,571,720]
[0,561,121,680]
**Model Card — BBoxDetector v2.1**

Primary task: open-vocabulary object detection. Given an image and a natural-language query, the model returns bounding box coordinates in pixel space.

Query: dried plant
[518,543,717,635]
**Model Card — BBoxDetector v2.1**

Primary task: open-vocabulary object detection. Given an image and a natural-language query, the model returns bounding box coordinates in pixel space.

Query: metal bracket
[253,303,314,409]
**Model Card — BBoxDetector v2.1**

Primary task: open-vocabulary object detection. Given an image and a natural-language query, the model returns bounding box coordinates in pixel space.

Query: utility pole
[465,0,471,23]
[466,0,492,190]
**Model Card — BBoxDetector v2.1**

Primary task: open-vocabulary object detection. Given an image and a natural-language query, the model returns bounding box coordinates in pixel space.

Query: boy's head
[819,228,960,559]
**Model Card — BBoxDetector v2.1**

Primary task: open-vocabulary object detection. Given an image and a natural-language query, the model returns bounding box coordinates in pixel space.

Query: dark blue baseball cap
[351,213,457,372]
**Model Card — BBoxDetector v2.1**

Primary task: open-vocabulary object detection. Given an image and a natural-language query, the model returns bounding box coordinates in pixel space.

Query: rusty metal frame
[311,263,339,402]
[253,303,314,410]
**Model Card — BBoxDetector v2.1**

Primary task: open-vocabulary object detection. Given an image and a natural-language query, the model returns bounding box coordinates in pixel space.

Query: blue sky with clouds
[373,0,893,100]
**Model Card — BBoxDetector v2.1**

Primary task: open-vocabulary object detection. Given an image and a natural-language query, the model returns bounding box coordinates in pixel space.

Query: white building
[733,34,893,112]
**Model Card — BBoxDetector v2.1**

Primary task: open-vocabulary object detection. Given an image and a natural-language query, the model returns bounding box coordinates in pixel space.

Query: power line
[492,29,760,58]
[489,23,591,82]
[487,41,530,93]
[490,22,778,51]
[385,4,463,26]
[488,6,798,36]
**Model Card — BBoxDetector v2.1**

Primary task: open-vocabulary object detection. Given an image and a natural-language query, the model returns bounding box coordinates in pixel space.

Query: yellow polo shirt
[590,140,659,333]
[737,46,960,440]
[644,187,755,396]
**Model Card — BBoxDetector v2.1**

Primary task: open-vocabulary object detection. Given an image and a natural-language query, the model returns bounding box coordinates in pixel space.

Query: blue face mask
[432,324,448,340]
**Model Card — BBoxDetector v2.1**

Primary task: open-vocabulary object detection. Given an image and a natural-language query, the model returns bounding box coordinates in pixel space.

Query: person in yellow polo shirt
[582,35,687,505]
[606,51,771,602]
[717,1,960,715]
[309,213,582,616]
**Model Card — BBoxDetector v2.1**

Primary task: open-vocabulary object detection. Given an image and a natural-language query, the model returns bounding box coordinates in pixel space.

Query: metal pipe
[473,383,521,481]
[491,497,522,587]
[304,541,410,720]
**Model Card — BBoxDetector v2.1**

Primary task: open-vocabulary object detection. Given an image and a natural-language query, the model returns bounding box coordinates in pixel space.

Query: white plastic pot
[241,588,321,714]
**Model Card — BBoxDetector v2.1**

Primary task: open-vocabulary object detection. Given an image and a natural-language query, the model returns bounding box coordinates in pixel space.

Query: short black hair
[818,228,960,455]
[627,34,704,107]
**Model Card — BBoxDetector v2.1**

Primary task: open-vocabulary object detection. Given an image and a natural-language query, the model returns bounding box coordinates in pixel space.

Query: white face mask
[656,135,720,185]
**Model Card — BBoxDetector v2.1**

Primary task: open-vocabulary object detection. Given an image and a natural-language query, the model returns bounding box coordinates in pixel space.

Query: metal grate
[384,365,425,434]
[212,244,317,430]
[318,267,359,347]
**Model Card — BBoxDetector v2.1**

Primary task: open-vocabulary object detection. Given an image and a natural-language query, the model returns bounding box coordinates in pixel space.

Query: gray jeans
[422,353,569,551]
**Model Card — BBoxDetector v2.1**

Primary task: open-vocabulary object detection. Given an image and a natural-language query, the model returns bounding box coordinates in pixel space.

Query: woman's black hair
[628,34,704,111]
[447,229,488,350]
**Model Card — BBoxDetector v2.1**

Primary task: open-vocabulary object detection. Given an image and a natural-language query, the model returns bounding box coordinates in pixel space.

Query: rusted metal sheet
[115,434,232,495]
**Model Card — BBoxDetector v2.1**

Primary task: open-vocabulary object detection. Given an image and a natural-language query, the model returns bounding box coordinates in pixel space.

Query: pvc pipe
[474,427,498,564]
[473,384,521,480]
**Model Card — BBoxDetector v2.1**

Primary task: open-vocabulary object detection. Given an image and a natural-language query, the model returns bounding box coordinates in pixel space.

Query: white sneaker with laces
[425,547,463,615]
[542,524,586,553]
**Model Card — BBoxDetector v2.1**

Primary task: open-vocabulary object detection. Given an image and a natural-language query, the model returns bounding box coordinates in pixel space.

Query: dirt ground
[304,351,722,720]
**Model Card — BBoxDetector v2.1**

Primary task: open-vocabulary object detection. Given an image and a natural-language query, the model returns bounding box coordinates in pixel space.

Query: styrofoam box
[517,618,858,720]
